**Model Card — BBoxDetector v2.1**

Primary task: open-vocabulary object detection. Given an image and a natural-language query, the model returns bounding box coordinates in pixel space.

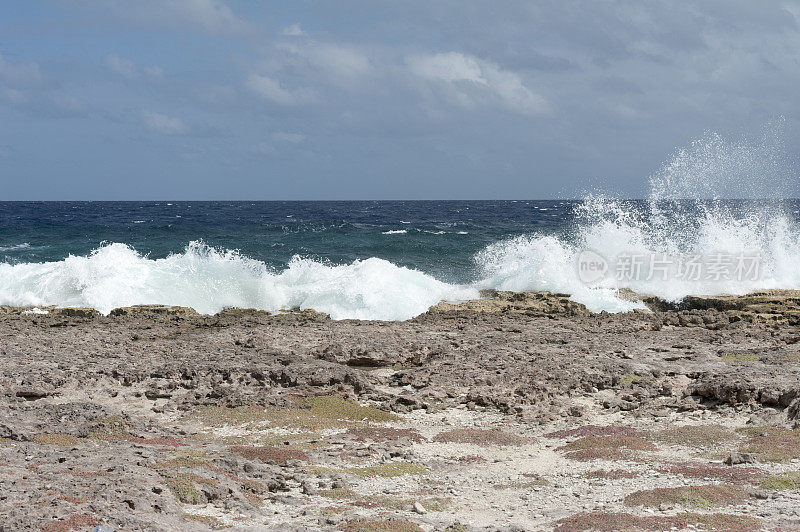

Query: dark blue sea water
[0,201,575,283]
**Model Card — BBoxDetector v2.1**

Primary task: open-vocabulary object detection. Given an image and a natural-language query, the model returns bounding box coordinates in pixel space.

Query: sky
[1,1,799,200]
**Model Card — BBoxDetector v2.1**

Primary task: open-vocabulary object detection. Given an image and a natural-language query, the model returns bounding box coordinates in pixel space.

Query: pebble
[413,501,427,514]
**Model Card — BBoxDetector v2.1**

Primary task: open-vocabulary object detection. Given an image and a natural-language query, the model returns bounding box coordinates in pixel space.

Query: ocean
[1,197,799,320]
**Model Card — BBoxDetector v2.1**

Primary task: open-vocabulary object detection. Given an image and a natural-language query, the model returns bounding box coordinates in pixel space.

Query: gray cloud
[3,0,800,199]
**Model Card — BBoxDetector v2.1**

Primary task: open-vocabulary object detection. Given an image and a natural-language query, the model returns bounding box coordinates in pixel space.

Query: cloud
[245,74,316,105]
[142,110,189,134]
[106,55,138,79]
[107,55,162,79]
[0,52,42,87]
[407,52,549,115]
[272,131,305,143]
[281,23,307,36]
[69,0,249,36]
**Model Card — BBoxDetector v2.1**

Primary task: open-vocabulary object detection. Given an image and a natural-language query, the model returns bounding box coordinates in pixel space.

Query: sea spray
[0,241,478,320]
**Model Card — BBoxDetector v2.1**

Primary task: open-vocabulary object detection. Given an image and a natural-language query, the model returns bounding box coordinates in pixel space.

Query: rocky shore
[2,291,800,531]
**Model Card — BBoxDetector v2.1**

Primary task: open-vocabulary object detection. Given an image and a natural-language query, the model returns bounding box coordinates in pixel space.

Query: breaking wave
[477,123,800,312]
[0,242,477,320]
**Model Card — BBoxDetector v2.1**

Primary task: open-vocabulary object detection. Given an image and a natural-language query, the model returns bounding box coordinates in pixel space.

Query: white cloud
[272,131,305,143]
[107,55,162,79]
[245,74,315,105]
[0,52,42,87]
[1,87,25,104]
[407,52,549,116]
[281,23,307,36]
[143,65,163,77]
[278,42,371,83]
[107,55,138,79]
[142,110,189,134]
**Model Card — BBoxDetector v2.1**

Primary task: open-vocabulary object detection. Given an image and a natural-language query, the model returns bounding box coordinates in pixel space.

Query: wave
[0,242,477,320]
[475,122,800,312]
[0,243,31,252]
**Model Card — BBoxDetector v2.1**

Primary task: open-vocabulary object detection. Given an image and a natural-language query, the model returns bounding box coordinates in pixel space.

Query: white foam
[0,243,31,252]
[0,242,477,320]
[382,229,407,235]
[474,123,800,312]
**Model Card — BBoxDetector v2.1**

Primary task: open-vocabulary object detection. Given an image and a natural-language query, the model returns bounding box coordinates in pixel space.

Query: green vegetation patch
[738,426,800,462]
[346,426,423,443]
[191,395,397,431]
[559,434,656,461]
[652,424,737,447]
[42,514,100,532]
[432,428,528,446]
[719,352,760,363]
[554,512,760,532]
[341,518,423,532]
[32,433,81,446]
[163,473,218,504]
[230,445,309,465]
[318,488,449,511]
[760,471,800,490]
[624,484,748,508]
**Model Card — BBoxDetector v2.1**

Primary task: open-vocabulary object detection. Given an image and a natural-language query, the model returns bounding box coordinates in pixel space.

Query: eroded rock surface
[1,293,799,530]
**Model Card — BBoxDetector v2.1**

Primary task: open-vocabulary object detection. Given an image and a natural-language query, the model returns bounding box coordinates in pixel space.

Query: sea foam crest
[475,122,800,311]
[0,242,478,320]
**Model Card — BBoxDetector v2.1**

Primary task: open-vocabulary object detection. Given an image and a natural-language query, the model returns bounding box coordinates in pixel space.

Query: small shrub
[720,353,760,363]
[42,514,99,532]
[32,433,81,446]
[652,424,737,447]
[738,426,800,462]
[230,445,309,465]
[554,512,760,531]
[760,471,800,490]
[433,428,527,446]
[342,518,423,532]
[624,484,747,508]
[545,425,642,439]
[346,426,423,442]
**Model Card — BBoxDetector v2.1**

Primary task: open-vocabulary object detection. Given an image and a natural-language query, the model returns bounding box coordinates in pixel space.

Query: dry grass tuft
[545,425,642,439]
[760,471,800,490]
[162,473,218,504]
[624,484,748,508]
[346,426,423,442]
[554,511,760,531]
[738,426,800,462]
[230,445,309,465]
[341,518,423,532]
[719,352,760,363]
[558,434,655,462]
[433,428,528,446]
[32,433,81,446]
[192,396,397,431]
[42,513,100,532]
[652,424,737,447]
